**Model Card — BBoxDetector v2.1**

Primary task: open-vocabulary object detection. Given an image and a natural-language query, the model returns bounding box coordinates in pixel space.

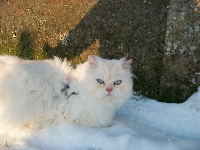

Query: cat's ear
[88,55,98,68]
[123,59,132,70]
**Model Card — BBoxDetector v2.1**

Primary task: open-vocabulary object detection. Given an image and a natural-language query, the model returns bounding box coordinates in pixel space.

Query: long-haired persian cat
[0,55,133,133]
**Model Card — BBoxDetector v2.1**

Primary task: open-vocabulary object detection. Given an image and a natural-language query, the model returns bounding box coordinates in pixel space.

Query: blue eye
[97,79,105,84]
[114,80,122,85]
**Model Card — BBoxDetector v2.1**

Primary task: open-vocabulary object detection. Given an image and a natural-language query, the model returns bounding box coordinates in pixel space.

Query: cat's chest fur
[65,94,116,127]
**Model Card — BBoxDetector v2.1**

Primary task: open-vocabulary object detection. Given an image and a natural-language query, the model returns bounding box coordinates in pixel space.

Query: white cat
[0,55,133,133]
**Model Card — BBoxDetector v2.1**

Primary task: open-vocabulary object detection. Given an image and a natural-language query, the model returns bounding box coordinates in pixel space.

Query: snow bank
[1,88,200,150]
[118,87,200,140]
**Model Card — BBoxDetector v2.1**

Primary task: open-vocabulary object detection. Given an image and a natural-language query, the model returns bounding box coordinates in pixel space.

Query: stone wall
[59,0,169,100]
[0,0,97,59]
[160,0,200,102]
[0,0,199,102]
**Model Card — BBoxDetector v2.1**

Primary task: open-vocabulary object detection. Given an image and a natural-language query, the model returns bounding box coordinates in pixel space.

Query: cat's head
[80,55,133,108]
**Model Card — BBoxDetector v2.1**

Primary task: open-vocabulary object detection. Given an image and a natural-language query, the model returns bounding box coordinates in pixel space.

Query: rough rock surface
[61,0,169,99]
[160,0,200,102]
[0,0,199,102]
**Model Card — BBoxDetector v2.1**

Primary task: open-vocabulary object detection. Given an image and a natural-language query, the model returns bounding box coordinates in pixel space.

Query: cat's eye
[97,79,105,84]
[114,80,122,85]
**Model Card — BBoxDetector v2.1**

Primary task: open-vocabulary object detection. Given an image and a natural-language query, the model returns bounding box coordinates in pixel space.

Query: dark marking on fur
[61,83,70,93]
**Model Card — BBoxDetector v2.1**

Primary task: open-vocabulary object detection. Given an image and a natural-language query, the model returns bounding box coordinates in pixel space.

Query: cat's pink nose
[106,87,113,93]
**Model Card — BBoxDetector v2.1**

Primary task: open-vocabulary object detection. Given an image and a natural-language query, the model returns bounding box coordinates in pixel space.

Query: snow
[1,88,200,150]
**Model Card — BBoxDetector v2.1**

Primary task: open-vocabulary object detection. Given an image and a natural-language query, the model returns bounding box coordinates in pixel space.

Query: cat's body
[0,55,133,133]
[0,55,71,132]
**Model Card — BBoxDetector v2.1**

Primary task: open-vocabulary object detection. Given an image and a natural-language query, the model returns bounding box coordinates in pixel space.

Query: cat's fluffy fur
[0,55,133,132]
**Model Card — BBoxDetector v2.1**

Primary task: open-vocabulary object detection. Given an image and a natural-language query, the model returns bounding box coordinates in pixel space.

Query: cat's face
[81,55,133,108]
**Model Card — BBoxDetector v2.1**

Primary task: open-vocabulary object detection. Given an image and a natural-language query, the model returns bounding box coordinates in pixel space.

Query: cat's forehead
[96,61,125,79]
[100,59,122,68]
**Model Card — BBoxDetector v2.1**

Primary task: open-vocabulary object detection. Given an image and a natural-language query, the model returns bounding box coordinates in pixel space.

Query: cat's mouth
[107,92,112,96]
[106,92,113,97]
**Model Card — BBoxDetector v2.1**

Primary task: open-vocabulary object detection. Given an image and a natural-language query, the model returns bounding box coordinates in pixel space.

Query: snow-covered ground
[1,88,200,150]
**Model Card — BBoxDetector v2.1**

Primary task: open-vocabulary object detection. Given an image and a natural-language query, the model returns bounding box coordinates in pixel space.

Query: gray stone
[1,0,199,102]
[61,0,169,99]
[160,0,200,102]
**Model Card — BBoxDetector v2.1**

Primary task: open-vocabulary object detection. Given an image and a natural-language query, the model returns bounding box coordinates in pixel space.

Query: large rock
[160,0,200,102]
[1,0,199,102]
[0,0,97,59]
[61,0,169,99]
